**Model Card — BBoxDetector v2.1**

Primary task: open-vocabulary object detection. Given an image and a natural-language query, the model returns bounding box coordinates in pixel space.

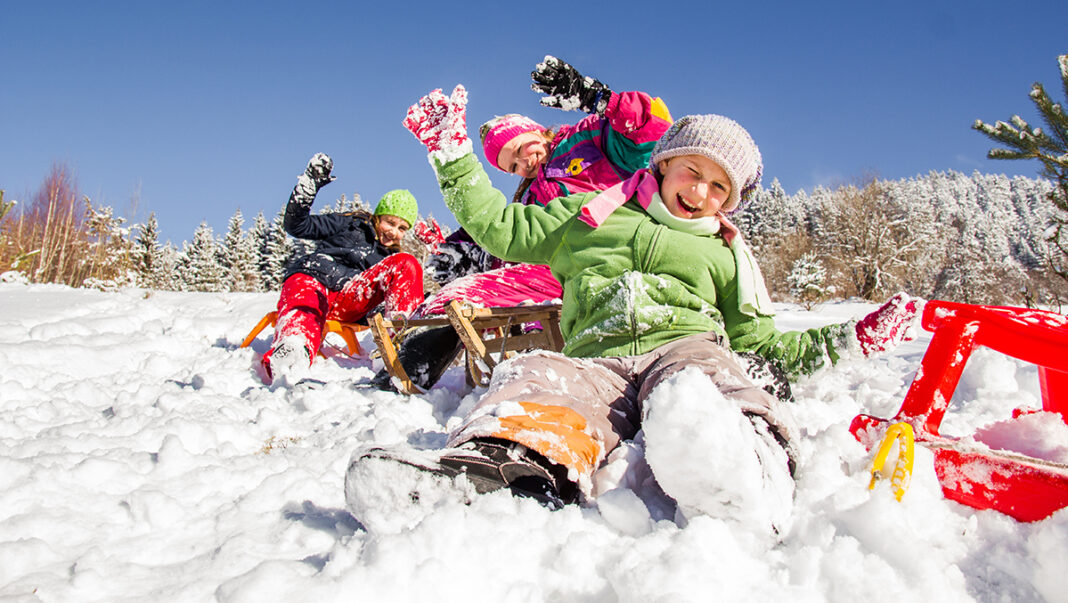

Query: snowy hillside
[1,283,1066,602]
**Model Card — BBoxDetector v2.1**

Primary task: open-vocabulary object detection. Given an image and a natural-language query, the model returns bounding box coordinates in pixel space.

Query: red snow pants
[266,252,423,366]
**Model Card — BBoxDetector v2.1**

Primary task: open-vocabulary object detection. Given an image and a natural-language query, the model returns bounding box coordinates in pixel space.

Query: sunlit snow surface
[1,282,1065,602]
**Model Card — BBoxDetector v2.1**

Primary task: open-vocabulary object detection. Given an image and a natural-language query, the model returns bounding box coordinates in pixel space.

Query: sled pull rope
[868,422,915,502]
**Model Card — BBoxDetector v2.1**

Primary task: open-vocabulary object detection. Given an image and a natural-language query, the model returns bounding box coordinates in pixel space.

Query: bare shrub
[1,164,135,287]
[751,228,816,302]
[814,178,938,300]
[1,163,84,283]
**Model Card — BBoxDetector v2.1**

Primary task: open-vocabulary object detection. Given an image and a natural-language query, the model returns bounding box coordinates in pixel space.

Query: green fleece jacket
[437,153,852,376]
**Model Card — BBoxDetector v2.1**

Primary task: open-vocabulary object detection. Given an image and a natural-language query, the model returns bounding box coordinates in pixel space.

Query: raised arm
[403,85,573,265]
[283,153,342,240]
[531,56,672,174]
[530,55,613,115]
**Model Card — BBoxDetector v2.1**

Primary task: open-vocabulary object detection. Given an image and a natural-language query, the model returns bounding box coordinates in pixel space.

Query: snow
[2,282,1067,602]
[642,368,795,536]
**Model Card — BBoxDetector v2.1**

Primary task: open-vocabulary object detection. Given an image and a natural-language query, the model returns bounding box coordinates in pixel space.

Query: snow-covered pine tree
[218,209,242,292]
[132,212,165,289]
[261,211,294,291]
[979,172,1030,283]
[786,252,829,310]
[884,174,946,298]
[155,243,181,291]
[974,53,1068,284]
[907,170,1007,303]
[322,192,368,215]
[82,201,135,289]
[1007,175,1056,270]
[220,209,259,292]
[246,212,271,292]
[734,178,808,250]
[172,245,190,289]
[182,222,225,292]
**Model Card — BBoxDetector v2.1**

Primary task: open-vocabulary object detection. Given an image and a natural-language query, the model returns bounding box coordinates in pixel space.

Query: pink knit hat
[479,114,545,172]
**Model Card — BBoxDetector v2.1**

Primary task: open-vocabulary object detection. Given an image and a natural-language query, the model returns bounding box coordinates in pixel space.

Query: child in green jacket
[346,86,921,536]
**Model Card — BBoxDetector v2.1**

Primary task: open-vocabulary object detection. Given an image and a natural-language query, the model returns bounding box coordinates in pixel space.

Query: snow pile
[974,412,1068,464]
[1,282,1067,601]
[642,367,794,537]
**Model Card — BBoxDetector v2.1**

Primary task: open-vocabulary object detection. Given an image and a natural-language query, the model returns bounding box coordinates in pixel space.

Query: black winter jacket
[283,198,394,291]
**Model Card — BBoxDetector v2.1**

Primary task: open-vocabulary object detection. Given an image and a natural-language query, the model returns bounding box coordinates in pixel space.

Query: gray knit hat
[650,114,762,213]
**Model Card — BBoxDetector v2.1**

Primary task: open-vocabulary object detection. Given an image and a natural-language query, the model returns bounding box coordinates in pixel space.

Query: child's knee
[389,252,422,276]
[278,273,329,314]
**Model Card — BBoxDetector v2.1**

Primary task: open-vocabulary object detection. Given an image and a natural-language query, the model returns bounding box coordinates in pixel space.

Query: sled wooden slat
[448,300,495,369]
[370,303,565,394]
[546,314,566,352]
[369,313,424,395]
[491,331,558,355]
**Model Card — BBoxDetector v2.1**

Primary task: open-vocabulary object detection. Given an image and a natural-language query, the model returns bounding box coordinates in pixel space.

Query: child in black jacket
[263,153,424,383]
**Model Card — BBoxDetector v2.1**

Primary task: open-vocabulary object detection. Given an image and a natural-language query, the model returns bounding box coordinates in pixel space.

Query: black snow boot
[439,438,579,508]
[369,325,464,392]
[355,437,579,509]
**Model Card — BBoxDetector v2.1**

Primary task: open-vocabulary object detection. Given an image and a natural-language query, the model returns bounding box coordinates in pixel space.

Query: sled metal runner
[850,299,1068,522]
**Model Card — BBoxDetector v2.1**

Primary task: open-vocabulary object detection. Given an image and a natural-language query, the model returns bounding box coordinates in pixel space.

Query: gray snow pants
[447,332,798,484]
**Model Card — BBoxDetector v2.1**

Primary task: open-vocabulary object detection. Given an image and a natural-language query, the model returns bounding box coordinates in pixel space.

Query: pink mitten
[412,218,446,252]
[402,85,471,161]
[855,292,924,355]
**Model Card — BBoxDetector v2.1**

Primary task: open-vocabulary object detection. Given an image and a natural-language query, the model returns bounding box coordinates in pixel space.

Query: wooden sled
[370,301,564,395]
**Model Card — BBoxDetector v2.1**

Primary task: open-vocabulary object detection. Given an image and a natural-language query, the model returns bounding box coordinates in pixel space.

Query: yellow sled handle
[868,422,915,502]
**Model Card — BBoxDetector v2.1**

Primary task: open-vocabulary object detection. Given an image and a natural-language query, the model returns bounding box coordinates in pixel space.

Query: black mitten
[531,55,613,115]
[425,241,495,284]
[290,153,336,208]
[304,153,336,190]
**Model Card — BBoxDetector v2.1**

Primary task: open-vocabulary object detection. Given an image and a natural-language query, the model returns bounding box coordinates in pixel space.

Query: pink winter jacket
[523,91,674,205]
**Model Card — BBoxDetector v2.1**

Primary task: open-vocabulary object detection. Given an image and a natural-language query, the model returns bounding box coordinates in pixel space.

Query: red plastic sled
[850,300,1068,522]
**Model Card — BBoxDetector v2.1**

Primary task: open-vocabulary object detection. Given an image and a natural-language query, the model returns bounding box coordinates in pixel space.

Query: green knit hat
[374,189,418,227]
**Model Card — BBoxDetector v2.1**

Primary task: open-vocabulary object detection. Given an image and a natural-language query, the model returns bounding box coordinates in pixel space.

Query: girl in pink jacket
[372,56,673,392]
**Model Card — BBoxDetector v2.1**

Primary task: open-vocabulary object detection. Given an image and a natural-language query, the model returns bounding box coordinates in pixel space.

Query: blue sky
[3,0,1066,245]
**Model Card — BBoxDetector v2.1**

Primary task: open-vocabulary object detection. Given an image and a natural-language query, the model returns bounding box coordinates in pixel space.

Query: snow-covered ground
[1,282,1066,602]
